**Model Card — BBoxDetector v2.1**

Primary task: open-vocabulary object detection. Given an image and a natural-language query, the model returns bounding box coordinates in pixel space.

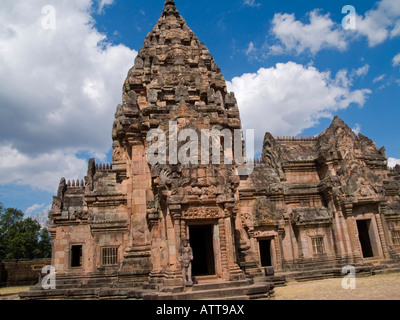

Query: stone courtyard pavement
[272,272,400,300]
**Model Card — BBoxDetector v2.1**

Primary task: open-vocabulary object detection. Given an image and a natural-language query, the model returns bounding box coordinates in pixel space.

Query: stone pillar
[375,205,390,259]
[222,214,245,281]
[218,218,229,280]
[342,203,359,263]
[119,143,152,277]
[170,205,183,284]
[148,219,162,282]
[328,195,345,258]
[276,229,284,271]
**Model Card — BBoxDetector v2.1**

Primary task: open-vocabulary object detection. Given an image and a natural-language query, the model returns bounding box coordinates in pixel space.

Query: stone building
[21,1,400,299]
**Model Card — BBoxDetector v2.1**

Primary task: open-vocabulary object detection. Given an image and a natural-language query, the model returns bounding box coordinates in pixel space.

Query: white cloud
[25,203,45,217]
[353,64,369,78]
[0,0,137,192]
[98,0,114,14]
[0,144,87,192]
[265,0,400,57]
[388,157,400,168]
[393,53,400,66]
[270,10,348,55]
[246,42,256,56]
[356,0,400,47]
[25,203,51,227]
[373,74,386,83]
[227,62,371,151]
[244,0,261,8]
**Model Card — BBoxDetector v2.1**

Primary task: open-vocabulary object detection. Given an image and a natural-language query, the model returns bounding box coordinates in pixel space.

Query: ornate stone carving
[183,207,222,219]
[253,197,283,226]
[178,237,193,286]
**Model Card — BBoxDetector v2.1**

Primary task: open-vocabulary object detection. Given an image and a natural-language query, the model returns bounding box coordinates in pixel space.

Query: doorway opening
[259,239,272,267]
[70,245,83,268]
[189,225,215,276]
[357,220,374,258]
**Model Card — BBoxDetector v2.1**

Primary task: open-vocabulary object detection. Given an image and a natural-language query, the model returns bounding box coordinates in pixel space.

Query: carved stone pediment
[291,207,332,226]
[253,197,283,226]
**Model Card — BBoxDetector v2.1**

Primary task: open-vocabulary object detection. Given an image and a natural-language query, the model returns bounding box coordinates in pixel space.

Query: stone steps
[19,277,274,300]
[277,260,400,282]
[152,282,273,300]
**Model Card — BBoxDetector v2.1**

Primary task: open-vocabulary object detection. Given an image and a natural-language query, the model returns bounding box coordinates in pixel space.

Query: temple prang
[20,1,400,300]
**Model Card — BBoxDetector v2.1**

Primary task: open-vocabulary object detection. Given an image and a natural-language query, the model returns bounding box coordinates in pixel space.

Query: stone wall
[0,259,51,287]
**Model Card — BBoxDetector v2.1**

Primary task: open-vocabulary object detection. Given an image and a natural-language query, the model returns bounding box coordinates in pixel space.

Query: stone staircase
[276,258,400,282]
[146,278,274,300]
[19,275,274,300]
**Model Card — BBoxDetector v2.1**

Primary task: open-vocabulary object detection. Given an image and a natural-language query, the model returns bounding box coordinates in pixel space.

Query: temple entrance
[259,239,272,267]
[357,220,374,258]
[189,225,215,276]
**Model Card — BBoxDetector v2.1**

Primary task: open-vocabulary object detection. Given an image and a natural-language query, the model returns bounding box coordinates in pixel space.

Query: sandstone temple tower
[21,0,400,299]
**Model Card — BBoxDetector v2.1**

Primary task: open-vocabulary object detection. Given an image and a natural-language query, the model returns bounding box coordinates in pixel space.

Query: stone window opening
[312,237,325,255]
[70,245,83,268]
[392,230,400,245]
[102,247,119,266]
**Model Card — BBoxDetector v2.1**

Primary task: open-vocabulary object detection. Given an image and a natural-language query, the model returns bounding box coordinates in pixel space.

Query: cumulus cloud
[0,0,137,192]
[356,0,400,47]
[269,10,348,55]
[0,144,87,192]
[264,0,400,57]
[227,62,371,151]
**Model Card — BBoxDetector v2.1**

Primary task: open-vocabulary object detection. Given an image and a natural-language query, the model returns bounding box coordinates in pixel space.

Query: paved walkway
[272,272,400,300]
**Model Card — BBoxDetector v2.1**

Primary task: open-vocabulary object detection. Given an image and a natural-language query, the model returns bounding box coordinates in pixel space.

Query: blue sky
[0,0,399,218]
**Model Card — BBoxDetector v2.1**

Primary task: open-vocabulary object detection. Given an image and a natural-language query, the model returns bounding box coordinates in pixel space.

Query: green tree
[0,202,52,260]
[35,228,53,259]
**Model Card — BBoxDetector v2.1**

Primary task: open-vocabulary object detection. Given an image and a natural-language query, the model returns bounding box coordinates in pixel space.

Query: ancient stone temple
[21,1,400,299]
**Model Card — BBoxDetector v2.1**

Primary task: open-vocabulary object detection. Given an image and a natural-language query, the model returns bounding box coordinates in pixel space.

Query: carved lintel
[183,207,223,220]
[254,230,278,238]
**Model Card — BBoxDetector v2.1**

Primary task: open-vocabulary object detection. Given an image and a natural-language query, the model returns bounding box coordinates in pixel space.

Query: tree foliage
[0,202,52,261]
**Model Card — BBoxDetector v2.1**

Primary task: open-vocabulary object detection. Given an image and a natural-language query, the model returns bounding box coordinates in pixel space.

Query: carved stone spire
[113,0,241,147]
[162,0,179,17]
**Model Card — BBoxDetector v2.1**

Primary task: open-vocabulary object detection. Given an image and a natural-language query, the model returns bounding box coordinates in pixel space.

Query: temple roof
[120,0,229,112]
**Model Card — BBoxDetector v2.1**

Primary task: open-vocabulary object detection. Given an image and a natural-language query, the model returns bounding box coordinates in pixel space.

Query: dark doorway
[357,220,374,258]
[259,239,272,267]
[189,225,215,276]
[71,245,83,268]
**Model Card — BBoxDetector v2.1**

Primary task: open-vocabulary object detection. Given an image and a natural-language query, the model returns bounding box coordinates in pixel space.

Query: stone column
[342,202,359,263]
[376,204,390,259]
[218,218,229,280]
[276,229,284,271]
[170,205,183,284]
[222,214,245,281]
[148,218,162,282]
